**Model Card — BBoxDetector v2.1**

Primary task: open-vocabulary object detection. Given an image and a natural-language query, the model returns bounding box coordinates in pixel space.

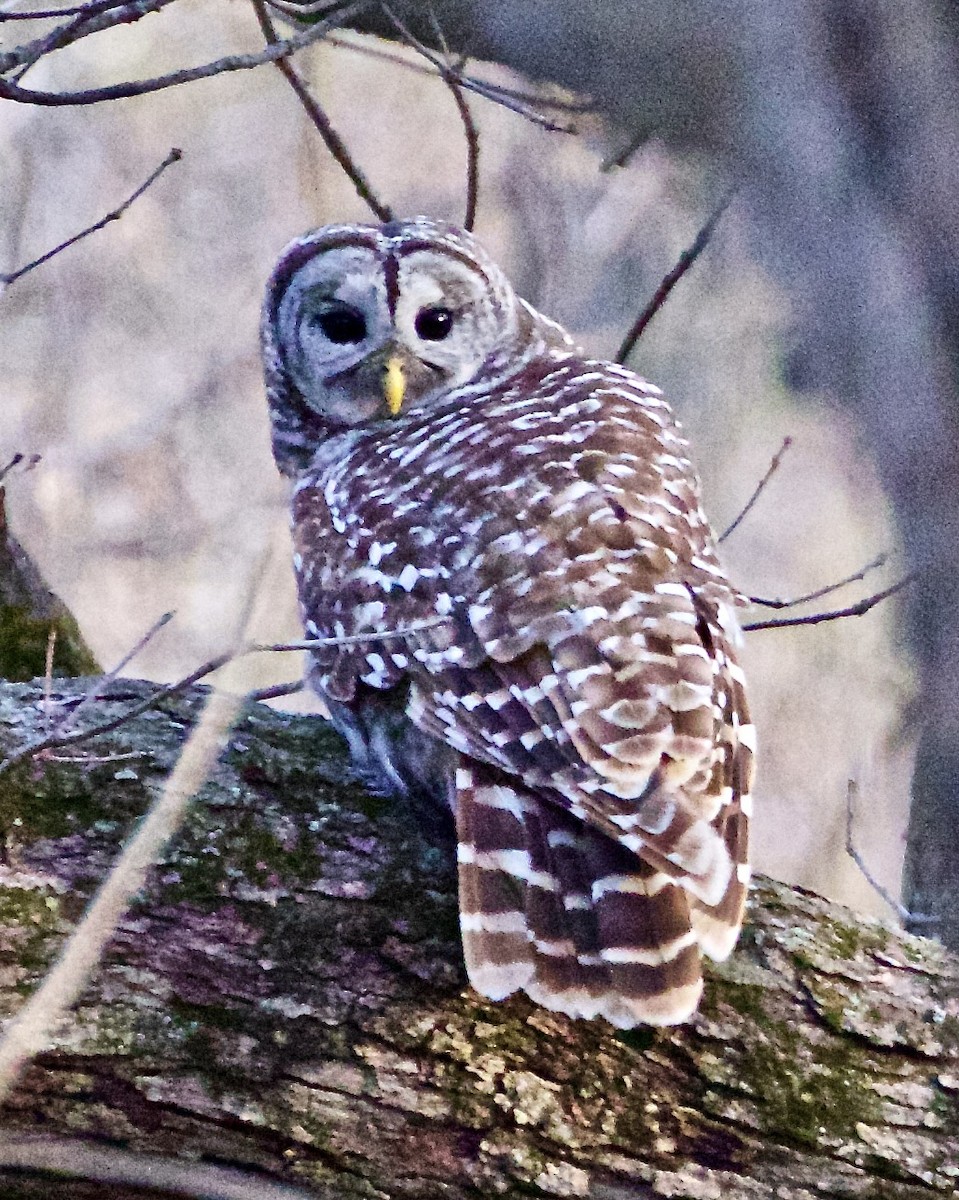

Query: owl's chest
[291,404,539,611]
[290,438,487,700]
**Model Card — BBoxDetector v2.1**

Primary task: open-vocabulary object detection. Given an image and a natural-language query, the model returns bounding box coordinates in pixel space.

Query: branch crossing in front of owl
[262,217,755,1028]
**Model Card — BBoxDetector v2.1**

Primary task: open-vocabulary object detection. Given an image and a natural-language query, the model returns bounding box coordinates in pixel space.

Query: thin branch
[1,0,175,77]
[0,618,443,773]
[42,627,56,719]
[749,553,888,610]
[616,189,736,364]
[0,651,231,776]
[423,5,478,230]
[719,436,793,544]
[248,680,304,703]
[46,610,174,739]
[46,750,146,763]
[742,571,917,632]
[601,127,648,173]
[0,454,24,485]
[385,1,478,229]
[0,5,362,105]
[373,3,575,137]
[0,1,122,19]
[461,74,591,116]
[250,0,393,222]
[321,28,589,119]
[264,0,338,14]
[437,41,478,229]
[1,149,181,288]
[254,617,446,653]
[845,780,937,926]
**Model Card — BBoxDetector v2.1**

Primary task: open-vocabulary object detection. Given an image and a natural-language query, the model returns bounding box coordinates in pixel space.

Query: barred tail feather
[455,759,705,1027]
[689,782,751,962]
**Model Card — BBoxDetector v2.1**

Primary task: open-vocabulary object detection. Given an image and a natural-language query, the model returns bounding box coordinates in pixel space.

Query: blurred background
[0,3,915,916]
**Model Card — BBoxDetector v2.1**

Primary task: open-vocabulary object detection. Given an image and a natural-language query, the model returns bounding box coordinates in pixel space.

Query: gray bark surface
[0,679,955,1198]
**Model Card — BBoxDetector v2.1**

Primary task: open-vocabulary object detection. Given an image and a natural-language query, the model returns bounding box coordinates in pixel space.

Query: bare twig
[0,454,24,485]
[0,0,174,76]
[253,617,445,652]
[42,626,56,717]
[0,5,362,104]
[1,149,182,288]
[742,571,917,632]
[434,26,479,231]
[385,1,478,229]
[46,610,174,740]
[378,2,574,138]
[616,189,736,364]
[322,29,589,120]
[845,780,936,926]
[250,0,392,221]
[749,553,888,610]
[0,617,442,773]
[600,127,649,173]
[0,1,121,18]
[45,750,146,763]
[265,0,340,14]
[719,436,793,544]
[0,651,231,776]
[248,680,304,703]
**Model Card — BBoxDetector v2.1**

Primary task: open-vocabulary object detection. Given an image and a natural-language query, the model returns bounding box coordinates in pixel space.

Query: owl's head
[262,217,572,475]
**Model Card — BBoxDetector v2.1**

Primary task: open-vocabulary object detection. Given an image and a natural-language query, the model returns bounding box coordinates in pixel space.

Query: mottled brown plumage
[263,218,755,1027]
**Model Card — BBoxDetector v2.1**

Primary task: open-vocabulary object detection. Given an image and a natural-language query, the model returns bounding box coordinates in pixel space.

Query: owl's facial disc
[394,250,513,394]
[277,246,389,426]
[278,240,515,427]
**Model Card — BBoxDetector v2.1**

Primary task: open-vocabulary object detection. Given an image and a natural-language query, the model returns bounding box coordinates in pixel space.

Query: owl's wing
[406,419,751,873]
[401,458,752,1025]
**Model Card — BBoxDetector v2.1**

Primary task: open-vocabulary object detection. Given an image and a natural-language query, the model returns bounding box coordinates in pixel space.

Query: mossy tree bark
[0,679,955,1198]
[0,489,99,682]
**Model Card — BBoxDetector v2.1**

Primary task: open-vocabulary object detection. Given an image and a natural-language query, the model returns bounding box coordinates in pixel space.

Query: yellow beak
[383,355,406,416]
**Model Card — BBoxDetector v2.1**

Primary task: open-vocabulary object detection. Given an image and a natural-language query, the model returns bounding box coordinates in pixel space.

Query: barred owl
[262,217,754,1028]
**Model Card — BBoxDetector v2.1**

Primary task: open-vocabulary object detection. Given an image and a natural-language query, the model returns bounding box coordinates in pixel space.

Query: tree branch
[845,779,936,927]
[1,148,182,288]
[0,0,176,77]
[742,571,918,632]
[616,189,736,364]
[749,552,888,610]
[384,2,479,229]
[0,0,129,22]
[250,0,393,221]
[0,677,954,1197]
[0,5,362,104]
[719,436,793,543]
[324,32,583,130]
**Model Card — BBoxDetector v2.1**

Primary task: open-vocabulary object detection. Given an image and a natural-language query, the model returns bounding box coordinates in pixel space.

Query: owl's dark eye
[311,304,366,344]
[415,306,454,341]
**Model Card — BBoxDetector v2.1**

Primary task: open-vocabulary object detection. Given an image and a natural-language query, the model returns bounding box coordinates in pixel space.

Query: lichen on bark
[0,678,955,1198]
